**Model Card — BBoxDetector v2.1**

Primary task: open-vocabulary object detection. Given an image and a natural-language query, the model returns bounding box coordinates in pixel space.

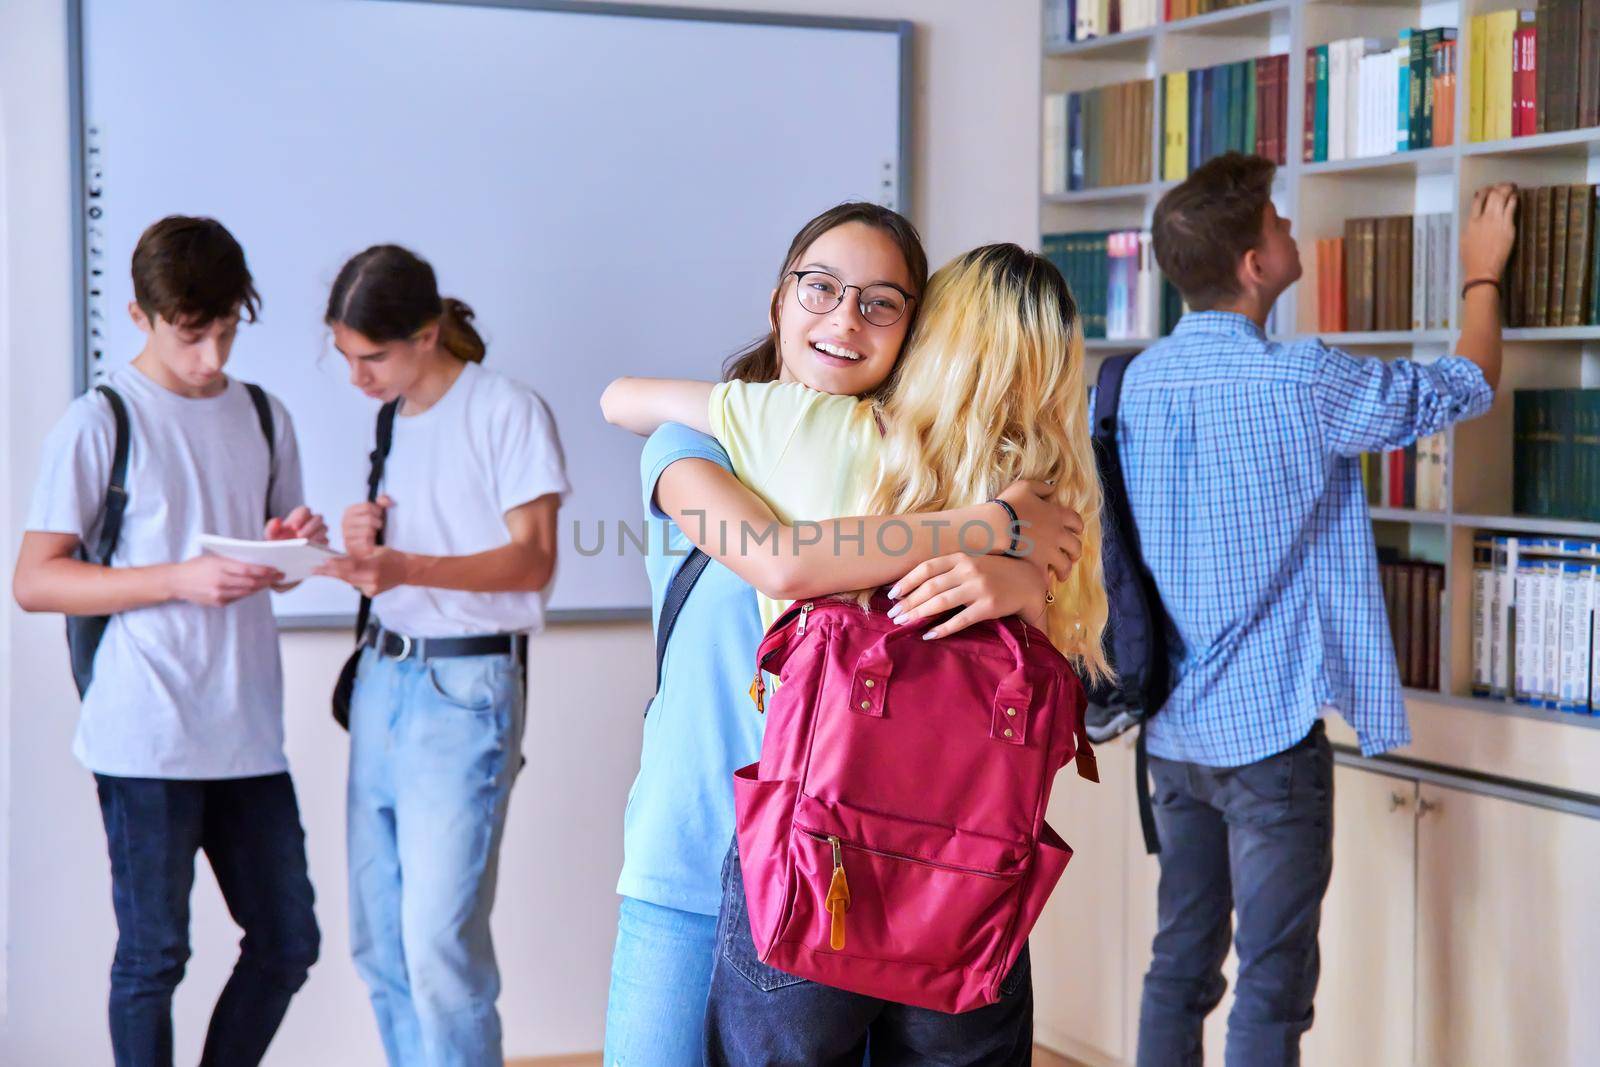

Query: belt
[363,623,526,663]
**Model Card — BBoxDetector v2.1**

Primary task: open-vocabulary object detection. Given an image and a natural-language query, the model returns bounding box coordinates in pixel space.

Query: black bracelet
[988,498,1022,555]
[1461,277,1500,300]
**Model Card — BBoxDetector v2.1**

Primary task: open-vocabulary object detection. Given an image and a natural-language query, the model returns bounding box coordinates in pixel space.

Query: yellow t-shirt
[707,380,883,630]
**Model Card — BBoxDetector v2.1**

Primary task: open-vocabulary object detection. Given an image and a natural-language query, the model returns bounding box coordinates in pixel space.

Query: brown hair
[325,244,486,363]
[131,216,261,328]
[1151,152,1276,310]
[722,202,929,386]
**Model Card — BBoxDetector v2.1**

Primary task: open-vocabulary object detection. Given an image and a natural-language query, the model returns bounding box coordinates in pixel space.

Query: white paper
[198,535,341,583]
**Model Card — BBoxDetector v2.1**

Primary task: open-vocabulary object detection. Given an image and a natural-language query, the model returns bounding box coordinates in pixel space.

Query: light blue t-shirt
[616,423,764,915]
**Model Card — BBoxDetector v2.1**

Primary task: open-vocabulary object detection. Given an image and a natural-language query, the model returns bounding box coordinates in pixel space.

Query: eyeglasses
[787,270,915,327]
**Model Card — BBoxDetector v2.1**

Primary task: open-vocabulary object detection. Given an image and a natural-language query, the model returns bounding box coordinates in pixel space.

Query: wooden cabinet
[1414,784,1600,1067]
[1303,768,1417,1067]
[1034,736,1137,1065]
[1034,758,1600,1067]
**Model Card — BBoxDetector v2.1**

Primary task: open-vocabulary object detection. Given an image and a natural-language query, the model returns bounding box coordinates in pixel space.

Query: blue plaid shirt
[1115,311,1493,766]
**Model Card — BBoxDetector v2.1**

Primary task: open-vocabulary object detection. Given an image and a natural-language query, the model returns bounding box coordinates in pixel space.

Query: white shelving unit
[1041,0,1600,731]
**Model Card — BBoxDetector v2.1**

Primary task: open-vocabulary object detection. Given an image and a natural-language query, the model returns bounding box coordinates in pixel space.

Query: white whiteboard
[72,0,908,621]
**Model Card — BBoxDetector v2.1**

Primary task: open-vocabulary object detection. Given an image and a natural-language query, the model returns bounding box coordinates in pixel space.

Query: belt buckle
[383,632,414,661]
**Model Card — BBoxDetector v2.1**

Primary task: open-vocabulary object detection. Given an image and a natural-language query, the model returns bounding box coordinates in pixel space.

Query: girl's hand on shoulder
[993,479,1083,583]
[885,552,1049,640]
[315,546,409,598]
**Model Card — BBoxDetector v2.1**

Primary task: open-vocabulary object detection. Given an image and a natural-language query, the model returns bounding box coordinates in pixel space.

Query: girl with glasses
[602,206,1088,1064]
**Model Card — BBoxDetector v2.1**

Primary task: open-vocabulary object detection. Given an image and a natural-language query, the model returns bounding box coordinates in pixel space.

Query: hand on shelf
[1462,183,1519,283]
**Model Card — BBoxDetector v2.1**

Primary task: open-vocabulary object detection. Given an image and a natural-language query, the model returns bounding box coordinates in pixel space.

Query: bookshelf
[1041,0,1600,731]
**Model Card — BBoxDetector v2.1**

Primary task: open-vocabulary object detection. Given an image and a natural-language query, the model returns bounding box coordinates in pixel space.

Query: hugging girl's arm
[601,378,716,436]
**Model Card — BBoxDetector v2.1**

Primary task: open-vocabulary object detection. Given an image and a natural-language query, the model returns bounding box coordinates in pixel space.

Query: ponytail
[327,244,487,363]
[438,297,486,363]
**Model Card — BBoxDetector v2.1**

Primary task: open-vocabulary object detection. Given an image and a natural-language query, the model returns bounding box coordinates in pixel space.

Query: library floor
[510,1049,1083,1066]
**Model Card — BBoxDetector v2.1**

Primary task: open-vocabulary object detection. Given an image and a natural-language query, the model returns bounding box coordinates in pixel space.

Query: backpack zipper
[824,834,850,950]
[751,601,815,713]
[800,828,1009,881]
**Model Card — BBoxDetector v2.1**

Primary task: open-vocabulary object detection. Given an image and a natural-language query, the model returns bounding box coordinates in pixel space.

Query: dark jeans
[1136,720,1334,1067]
[704,841,1033,1067]
[95,772,321,1067]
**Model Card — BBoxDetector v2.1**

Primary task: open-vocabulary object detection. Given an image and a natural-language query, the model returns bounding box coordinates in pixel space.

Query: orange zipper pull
[749,671,765,713]
[825,835,850,951]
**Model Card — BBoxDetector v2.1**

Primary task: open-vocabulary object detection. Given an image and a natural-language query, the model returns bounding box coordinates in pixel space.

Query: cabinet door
[1033,734,1136,1065]
[1303,768,1417,1067]
[1415,784,1600,1067]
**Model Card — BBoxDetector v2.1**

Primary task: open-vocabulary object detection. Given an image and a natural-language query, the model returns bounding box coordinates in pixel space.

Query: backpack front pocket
[778,794,1027,975]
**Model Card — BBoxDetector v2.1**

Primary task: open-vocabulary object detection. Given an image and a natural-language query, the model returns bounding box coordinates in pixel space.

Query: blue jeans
[604,897,719,1066]
[347,646,524,1067]
[704,842,1034,1067]
[94,772,319,1067]
[1137,721,1335,1067]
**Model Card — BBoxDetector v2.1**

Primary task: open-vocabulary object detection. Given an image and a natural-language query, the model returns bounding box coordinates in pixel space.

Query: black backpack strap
[1094,354,1164,854]
[92,385,131,565]
[1135,724,1160,855]
[353,400,401,642]
[648,548,711,716]
[243,383,276,523]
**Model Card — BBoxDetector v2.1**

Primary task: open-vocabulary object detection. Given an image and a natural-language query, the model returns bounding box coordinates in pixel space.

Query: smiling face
[330,320,440,403]
[773,221,917,397]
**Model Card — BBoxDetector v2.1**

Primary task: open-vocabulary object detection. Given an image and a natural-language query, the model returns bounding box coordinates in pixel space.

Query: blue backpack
[1089,352,1175,852]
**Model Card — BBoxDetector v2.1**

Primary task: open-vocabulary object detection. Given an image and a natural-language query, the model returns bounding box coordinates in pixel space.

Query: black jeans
[95,772,321,1067]
[704,841,1033,1067]
[1136,720,1334,1067]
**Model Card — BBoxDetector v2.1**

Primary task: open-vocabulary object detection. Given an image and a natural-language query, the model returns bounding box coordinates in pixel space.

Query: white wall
[0,0,1041,1062]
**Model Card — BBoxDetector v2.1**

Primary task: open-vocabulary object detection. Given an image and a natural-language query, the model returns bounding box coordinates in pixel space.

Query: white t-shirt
[26,365,305,779]
[371,361,569,638]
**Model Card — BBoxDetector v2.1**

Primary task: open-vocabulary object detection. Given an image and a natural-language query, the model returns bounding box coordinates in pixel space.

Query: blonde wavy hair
[864,243,1111,682]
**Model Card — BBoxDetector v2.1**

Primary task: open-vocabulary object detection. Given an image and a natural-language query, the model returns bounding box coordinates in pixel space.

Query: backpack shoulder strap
[1091,353,1166,855]
[652,548,711,706]
[92,385,131,566]
[1092,351,1138,438]
[243,383,276,522]
[353,400,401,642]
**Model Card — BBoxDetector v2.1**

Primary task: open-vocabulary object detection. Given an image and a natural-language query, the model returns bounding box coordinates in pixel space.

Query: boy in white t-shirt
[315,244,569,1067]
[13,216,326,1066]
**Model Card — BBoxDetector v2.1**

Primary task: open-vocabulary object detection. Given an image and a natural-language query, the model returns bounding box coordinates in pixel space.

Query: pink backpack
[733,591,1097,1014]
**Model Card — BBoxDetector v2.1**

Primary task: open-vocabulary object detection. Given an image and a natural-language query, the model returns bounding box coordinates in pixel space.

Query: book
[1514,11,1536,137]
[1473,534,1494,696]
[1338,213,1446,332]
[197,534,340,583]
[1549,0,1583,132]
[1584,0,1600,128]
[1050,80,1155,191]
[1169,57,1289,172]
[1533,185,1554,327]
[1566,183,1594,325]
[1045,229,1173,341]
[1552,185,1573,326]
[1469,14,1487,142]
[1485,8,1519,141]
[1163,72,1189,181]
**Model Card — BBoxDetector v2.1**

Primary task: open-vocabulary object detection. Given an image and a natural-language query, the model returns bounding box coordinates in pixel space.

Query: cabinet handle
[1417,797,1440,818]
[1389,791,1411,812]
